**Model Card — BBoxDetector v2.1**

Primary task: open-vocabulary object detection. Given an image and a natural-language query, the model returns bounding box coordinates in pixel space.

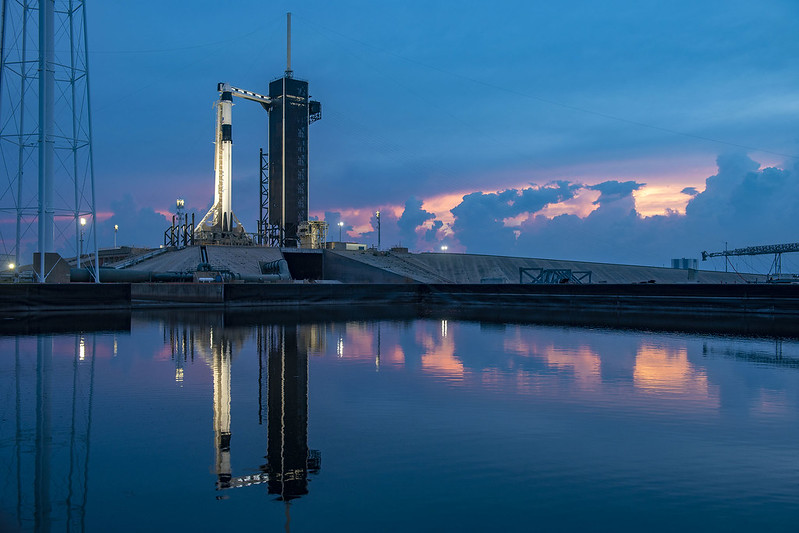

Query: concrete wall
[0,283,130,313]
[131,283,224,303]
[323,250,417,283]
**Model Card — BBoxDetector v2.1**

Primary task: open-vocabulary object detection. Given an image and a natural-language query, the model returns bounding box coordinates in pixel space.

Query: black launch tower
[267,76,321,247]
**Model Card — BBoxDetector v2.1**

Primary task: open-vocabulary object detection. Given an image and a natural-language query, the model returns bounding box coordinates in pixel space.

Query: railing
[520,267,592,284]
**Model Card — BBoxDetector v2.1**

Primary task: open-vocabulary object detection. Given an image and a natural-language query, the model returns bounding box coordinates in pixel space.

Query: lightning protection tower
[0,0,99,282]
[267,12,322,247]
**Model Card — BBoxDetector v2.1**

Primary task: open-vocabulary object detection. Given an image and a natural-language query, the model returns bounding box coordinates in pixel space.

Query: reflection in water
[3,312,799,531]
[1,335,96,532]
[634,344,709,397]
[265,326,321,500]
[166,320,321,507]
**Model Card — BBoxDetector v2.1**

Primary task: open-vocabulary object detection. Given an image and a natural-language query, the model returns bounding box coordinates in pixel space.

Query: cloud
[424,220,444,243]
[443,153,799,267]
[681,186,699,196]
[323,211,355,241]
[397,197,436,249]
[588,180,644,204]
[101,194,171,248]
[449,181,580,254]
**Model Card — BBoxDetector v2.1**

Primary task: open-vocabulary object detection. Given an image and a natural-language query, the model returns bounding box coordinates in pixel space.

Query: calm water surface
[1,310,798,531]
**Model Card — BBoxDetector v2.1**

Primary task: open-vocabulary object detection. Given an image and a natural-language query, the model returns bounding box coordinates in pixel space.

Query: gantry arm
[217,82,272,108]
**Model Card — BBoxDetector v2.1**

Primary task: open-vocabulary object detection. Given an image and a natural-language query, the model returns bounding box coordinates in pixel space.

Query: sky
[28,0,799,267]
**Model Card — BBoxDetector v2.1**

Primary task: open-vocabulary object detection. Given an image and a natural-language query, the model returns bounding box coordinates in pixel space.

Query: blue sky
[83,1,799,266]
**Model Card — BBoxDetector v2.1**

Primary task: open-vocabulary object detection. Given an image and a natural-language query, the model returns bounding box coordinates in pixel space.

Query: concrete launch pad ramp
[328,250,762,284]
[119,246,284,276]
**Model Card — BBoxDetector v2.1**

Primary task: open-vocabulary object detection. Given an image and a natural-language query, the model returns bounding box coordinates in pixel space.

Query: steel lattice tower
[0,0,98,282]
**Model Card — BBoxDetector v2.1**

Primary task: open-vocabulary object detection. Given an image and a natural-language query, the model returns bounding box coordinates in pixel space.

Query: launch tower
[267,75,321,247]
[195,13,320,247]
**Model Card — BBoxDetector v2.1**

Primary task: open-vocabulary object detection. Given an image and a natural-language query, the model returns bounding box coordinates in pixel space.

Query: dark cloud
[588,180,644,204]
[397,197,436,249]
[424,220,444,243]
[681,187,699,196]
[450,182,580,254]
[102,194,171,248]
[323,211,355,241]
[449,153,799,266]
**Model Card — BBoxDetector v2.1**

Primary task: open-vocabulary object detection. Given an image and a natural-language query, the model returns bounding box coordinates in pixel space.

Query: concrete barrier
[131,283,224,303]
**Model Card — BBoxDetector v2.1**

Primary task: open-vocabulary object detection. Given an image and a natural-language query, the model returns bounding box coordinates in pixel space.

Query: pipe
[260,259,291,279]
[70,268,192,283]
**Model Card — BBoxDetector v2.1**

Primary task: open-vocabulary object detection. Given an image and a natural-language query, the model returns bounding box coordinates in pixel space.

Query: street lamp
[338,221,344,242]
[441,245,448,252]
[79,217,87,268]
[114,224,119,248]
[375,211,381,250]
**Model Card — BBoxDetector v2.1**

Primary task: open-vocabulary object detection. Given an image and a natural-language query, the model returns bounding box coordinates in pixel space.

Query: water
[2,310,798,532]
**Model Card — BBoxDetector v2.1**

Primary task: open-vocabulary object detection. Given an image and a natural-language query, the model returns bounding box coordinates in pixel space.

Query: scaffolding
[0,0,99,281]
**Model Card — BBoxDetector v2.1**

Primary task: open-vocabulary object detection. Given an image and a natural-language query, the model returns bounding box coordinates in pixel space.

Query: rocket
[215,90,233,232]
[194,82,273,242]
[196,85,246,239]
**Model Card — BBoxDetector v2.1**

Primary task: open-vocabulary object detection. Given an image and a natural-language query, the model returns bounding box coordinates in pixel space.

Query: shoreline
[2,282,799,338]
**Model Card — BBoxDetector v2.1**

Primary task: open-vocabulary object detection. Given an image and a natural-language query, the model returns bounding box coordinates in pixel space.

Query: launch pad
[192,14,321,248]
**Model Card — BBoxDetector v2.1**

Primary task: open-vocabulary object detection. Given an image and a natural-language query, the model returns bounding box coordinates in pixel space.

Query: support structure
[702,242,799,278]
[266,13,321,247]
[258,147,282,246]
[0,0,99,281]
[194,13,320,248]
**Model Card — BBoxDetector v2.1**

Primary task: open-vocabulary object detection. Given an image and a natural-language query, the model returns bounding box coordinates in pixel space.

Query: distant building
[671,258,698,270]
[326,242,367,251]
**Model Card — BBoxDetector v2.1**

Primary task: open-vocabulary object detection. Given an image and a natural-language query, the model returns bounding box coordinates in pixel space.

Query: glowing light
[175,368,184,383]
[441,320,448,337]
[79,337,85,361]
[336,337,344,357]
[80,217,87,226]
[7,263,14,270]
[440,245,448,252]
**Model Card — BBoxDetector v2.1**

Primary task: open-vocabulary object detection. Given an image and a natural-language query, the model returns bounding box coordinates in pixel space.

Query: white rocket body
[197,89,242,237]
[214,93,234,231]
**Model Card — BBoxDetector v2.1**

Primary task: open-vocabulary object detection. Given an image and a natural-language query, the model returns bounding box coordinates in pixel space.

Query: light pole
[176,198,186,247]
[375,211,381,250]
[338,221,344,242]
[114,224,119,248]
[79,217,87,268]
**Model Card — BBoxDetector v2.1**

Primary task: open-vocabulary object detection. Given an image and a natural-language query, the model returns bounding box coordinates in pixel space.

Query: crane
[702,242,799,277]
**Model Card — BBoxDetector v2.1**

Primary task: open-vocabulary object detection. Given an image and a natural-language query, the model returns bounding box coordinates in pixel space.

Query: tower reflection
[167,318,321,501]
[1,334,97,532]
[264,325,321,500]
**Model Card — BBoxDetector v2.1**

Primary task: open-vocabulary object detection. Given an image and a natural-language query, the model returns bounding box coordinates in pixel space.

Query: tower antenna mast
[286,12,293,78]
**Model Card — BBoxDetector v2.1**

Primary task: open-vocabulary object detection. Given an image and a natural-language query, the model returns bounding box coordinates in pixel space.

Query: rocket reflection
[167,319,320,500]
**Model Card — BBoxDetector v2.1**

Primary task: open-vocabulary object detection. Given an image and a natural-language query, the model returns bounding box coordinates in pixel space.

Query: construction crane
[702,242,799,277]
